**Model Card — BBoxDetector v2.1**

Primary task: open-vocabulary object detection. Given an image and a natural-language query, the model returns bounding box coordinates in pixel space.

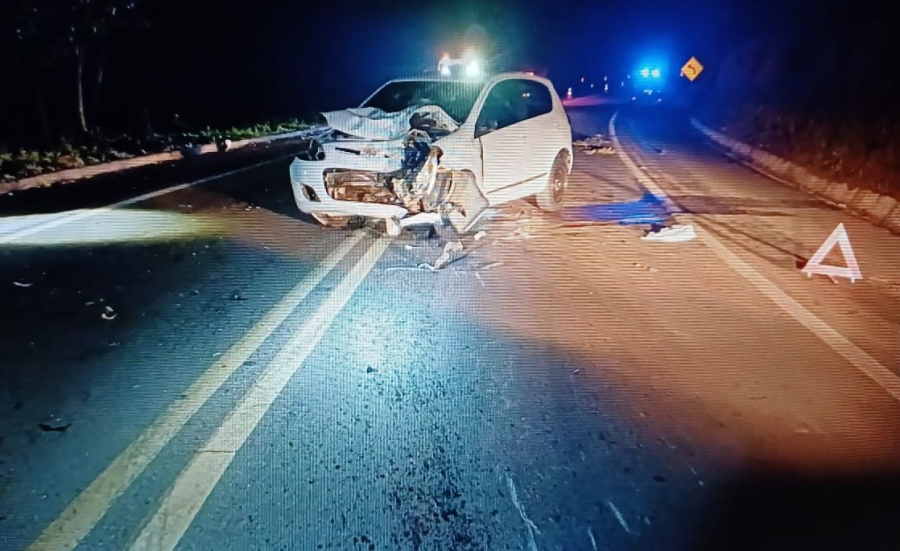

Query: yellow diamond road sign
[681,56,704,81]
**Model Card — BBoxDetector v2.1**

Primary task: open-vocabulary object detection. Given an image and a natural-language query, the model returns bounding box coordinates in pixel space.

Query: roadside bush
[0,119,310,182]
[698,14,900,199]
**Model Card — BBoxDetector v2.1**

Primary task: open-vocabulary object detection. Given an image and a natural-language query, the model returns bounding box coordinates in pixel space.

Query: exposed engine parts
[317,127,454,215]
[291,102,490,232]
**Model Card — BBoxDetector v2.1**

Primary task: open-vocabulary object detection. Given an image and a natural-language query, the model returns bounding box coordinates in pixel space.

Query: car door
[474,80,530,195]
[516,80,558,178]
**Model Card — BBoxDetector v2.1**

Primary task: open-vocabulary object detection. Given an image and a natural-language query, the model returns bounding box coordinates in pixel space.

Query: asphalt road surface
[2,105,900,551]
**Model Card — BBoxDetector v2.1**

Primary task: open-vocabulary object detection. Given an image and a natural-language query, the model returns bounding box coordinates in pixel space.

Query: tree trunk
[75,44,88,135]
[90,37,107,134]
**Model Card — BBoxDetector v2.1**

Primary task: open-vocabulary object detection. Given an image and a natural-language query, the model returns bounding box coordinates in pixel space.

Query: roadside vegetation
[0,120,310,182]
[697,2,898,199]
[1,2,311,183]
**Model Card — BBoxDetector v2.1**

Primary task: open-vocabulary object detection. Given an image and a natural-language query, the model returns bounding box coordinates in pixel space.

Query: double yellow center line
[29,230,389,551]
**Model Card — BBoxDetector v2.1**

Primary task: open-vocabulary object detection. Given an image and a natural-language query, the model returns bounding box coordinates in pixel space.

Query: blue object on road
[565,191,669,225]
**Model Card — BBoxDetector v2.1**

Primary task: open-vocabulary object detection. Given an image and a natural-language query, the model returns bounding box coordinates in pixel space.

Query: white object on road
[606,500,633,534]
[802,222,862,282]
[474,230,487,241]
[13,281,33,288]
[641,224,696,243]
[385,217,401,237]
[420,241,464,271]
[399,212,443,229]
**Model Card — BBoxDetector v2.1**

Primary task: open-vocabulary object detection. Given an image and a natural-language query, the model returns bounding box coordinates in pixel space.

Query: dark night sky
[105,0,743,125]
[1,0,829,141]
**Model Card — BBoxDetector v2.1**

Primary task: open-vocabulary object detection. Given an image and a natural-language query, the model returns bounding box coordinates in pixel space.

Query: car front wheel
[536,151,569,212]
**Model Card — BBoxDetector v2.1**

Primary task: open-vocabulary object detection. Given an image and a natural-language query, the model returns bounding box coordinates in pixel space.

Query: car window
[520,81,553,119]
[361,81,483,123]
[475,79,553,137]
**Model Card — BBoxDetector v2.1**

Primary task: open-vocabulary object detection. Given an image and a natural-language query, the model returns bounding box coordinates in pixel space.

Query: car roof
[383,72,552,88]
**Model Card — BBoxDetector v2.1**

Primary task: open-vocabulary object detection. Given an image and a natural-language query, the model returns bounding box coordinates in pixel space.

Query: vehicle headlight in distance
[466,59,481,77]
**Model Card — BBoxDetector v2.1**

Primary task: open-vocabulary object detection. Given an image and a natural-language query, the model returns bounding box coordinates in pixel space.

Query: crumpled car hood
[322,104,459,141]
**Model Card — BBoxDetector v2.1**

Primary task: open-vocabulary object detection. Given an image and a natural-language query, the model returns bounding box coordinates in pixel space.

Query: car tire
[536,151,569,212]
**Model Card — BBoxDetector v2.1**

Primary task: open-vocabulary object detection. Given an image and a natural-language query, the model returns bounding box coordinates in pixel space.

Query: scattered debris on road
[474,272,485,288]
[13,281,33,288]
[606,500,633,534]
[366,366,377,374]
[500,226,536,241]
[641,224,697,243]
[474,230,488,241]
[575,134,615,155]
[386,240,466,272]
[587,527,598,551]
[480,261,504,270]
[384,266,429,272]
[419,241,464,271]
[231,292,248,301]
[101,306,117,320]
[38,419,71,432]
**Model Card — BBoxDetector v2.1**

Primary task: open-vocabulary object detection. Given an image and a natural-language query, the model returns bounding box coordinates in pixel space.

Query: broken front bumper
[289,157,409,220]
[289,157,444,233]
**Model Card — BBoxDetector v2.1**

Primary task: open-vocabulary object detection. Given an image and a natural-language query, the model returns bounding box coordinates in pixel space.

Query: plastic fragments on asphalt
[641,224,697,243]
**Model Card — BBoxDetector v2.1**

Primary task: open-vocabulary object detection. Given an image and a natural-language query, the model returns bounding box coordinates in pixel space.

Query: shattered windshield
[361,80,484,123]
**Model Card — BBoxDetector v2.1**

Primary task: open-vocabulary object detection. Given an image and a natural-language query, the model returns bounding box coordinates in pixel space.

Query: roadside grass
[0,119,310,182]
[703,102,900,200]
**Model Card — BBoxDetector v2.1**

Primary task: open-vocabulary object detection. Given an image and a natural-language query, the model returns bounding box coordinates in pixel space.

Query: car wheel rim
[551,168,566,202]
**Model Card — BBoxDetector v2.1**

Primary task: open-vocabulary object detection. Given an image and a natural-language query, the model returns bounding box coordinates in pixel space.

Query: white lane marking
[1,155,294,245]
[506,475,540,551]
[696,227,900,401]
[608,111,670,201]
[609,110,900,402]
[27,230,366,551]
[130,236,391,551]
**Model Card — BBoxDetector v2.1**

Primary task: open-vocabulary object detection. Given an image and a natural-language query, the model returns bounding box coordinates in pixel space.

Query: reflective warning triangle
[802,223,862,282]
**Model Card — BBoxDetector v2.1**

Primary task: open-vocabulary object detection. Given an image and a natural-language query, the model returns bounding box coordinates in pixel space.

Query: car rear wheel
[536,151,569,212]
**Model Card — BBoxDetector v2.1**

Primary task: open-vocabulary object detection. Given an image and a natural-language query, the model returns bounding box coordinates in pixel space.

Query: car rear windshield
[361,80,484,123]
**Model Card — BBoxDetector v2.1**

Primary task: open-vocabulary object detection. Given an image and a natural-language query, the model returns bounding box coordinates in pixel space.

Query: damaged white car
[289,72,573,235]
